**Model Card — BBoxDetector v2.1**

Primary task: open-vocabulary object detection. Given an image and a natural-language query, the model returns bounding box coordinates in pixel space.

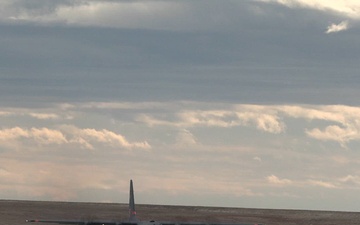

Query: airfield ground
[1,200,360,225]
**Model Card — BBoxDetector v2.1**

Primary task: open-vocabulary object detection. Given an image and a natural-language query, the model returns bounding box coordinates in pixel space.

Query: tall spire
[129,180,138,221]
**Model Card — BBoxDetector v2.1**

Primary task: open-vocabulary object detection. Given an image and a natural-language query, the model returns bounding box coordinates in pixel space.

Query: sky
[1,0,360,212]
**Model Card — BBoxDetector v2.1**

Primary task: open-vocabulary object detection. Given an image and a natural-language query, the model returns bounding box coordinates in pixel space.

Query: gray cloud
[1,1,359,106]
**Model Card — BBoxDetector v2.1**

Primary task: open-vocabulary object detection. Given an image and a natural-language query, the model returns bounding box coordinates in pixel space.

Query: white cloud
[267,175,293,186]
[326,20,349,33]
[70,137,94,150]
[0,106,72,121]
[260,0,360,19]
[254,156,262,162]
[5,102,360,149]
[0,127,67,145]
[29,113,59,120]
[137,103,360,146]
[0,111,11,116]
[254,113,284,133]
[279,105,347,123]
[306,125,357,147]
[339,175,360,185]
[76,128,151,150]
[337,175,360,189]
[0,127,30,140]
[0,126,150,150]
[308,179,337,189]
[267,175,341,189]
[175,129,198,147]
[55,1,184,28]
[139,107,285,134]
[0,0,189,30]
[259,0,358,32]
[31,127,68,145]
[179,110,240,128]
[80,101,169,110]
[0,168,11,178]
[278,105,360,146]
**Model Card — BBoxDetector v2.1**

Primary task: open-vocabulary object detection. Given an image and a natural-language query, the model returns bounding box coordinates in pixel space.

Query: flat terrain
[2,200,360,225]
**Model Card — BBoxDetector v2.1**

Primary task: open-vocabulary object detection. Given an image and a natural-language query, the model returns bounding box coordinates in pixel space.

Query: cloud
[326,20,349,33]
[253,156,262,162]
[0,1,271,32]
[306,125,357,147]
[5,0,347,33]
[279,105,347,122]
[80,101,169,110]
[0,168,11,178]
[31,127,68,145]
[277,105,360,146]
[339,175,360,185]
[29,113,59,120]
[0,127,30,140]
[0,126,150,150]
[254,113,284,134]
[0,0,189,30]
[175,129,198,147]
[137,103,360,146]
[260,0,360,19]
[308,180,337,189]
[5,102,360,148]
[139,107,285,134]
[0,106,71,121]
[337,175,360,189]
[0,127,67,145]
[58,1,186,29]
[0,111,11,116]
[75,128,151,150]
[267,175,293,186]
[259,0,357,32]
[267,175,340,189]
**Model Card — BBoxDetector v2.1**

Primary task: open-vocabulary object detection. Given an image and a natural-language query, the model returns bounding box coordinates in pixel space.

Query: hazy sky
[1,0,360,212]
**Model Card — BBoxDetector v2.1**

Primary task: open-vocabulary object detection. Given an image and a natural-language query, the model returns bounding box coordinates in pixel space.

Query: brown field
[2,200,360,225]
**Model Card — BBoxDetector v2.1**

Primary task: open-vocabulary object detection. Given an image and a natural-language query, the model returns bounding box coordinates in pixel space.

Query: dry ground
[2,200,360,225]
